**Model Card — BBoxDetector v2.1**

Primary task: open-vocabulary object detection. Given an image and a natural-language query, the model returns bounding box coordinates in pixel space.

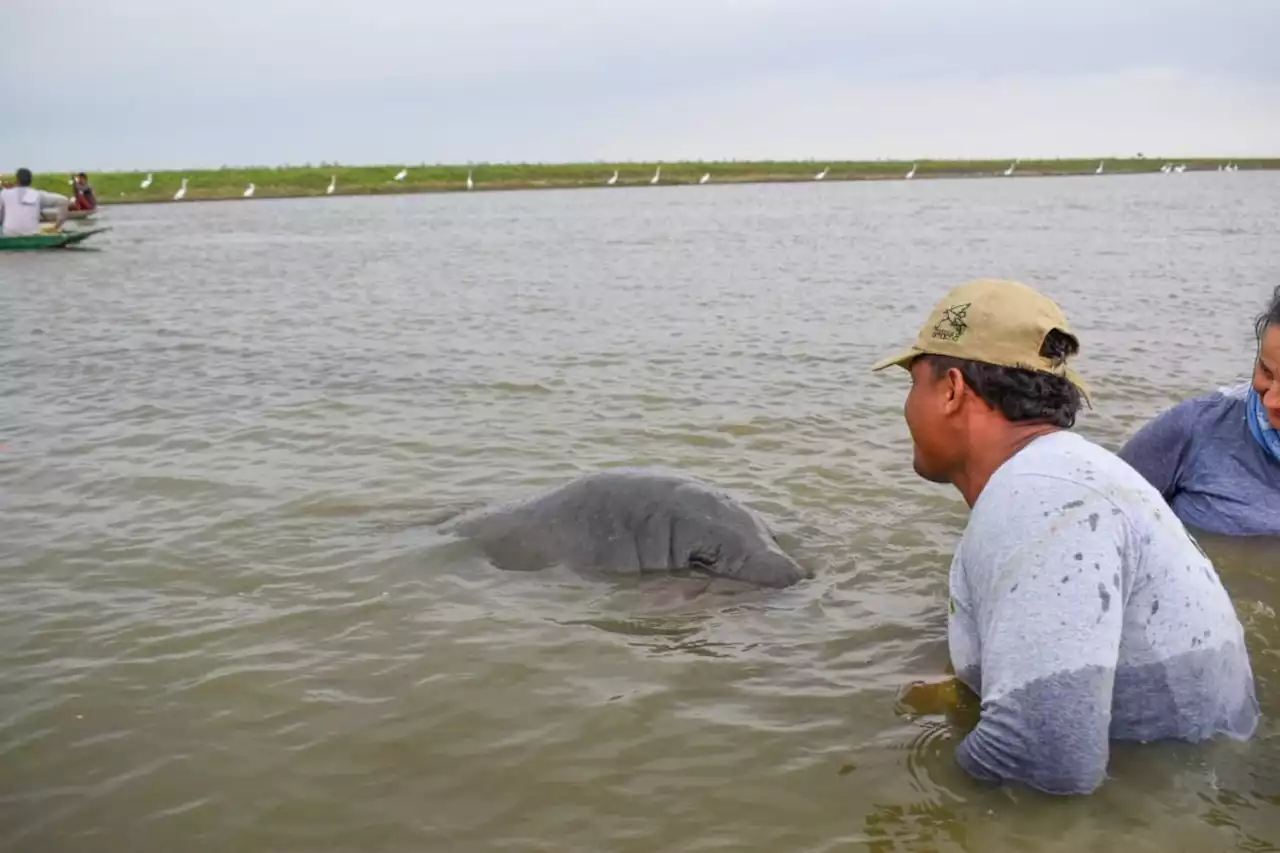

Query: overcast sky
[4,0,1277,172]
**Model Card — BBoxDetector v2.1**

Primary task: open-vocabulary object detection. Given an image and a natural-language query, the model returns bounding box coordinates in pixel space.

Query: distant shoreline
[25,157,1277,205]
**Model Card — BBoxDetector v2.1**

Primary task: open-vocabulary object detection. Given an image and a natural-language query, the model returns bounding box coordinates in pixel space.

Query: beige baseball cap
[870,277,1093,404]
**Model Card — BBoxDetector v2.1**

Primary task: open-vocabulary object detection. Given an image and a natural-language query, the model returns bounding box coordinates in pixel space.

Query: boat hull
[0,227,108,250]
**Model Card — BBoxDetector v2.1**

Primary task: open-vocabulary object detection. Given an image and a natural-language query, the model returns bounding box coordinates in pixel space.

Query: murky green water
[2,172,1278,852]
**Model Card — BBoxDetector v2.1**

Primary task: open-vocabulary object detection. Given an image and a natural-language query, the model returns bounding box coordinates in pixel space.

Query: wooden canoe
[0,227,109,250]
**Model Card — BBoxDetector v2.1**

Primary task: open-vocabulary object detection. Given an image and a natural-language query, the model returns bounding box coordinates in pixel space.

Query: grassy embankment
[22,157,1279,204]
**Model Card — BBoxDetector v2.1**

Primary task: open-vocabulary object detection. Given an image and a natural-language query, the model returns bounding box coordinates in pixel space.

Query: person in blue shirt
[1117,285,1280,537]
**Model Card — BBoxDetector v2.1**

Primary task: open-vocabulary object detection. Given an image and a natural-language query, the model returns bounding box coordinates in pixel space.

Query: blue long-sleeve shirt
[1117,382,1280,537]
[948,430,1260,795]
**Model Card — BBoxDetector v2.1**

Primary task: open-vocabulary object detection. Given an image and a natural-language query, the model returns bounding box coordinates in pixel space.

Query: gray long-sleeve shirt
[1117,382,1280,537]
[948,430,1259,795]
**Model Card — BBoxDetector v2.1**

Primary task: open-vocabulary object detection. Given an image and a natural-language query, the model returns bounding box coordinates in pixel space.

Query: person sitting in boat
[70,172,97,211]
[0,168,69,235]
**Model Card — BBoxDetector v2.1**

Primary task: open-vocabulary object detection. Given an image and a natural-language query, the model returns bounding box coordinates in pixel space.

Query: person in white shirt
[871,277,1259,795]
[0,168,69,236]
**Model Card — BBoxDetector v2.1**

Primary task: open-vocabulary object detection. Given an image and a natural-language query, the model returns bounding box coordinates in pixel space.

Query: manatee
[442,468,810,588]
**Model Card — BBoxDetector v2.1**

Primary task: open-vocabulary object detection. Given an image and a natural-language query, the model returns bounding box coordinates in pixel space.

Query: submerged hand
[895,676,980,725]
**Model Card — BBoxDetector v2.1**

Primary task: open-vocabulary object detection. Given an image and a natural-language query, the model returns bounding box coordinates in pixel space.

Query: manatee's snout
[738,550,810,588]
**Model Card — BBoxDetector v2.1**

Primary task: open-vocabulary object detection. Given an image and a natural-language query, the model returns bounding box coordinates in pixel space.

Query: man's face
[904,357,959,484]
[1254,324,1280,429]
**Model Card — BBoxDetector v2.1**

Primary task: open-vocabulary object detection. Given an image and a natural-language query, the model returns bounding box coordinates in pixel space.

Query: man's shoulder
[974,430,1216,557]
[963,433,1126,542]
[996,430,1143,496]
[967,431,1166,542]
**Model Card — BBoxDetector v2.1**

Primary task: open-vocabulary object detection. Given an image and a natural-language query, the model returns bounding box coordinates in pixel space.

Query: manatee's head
[667,483,809,588]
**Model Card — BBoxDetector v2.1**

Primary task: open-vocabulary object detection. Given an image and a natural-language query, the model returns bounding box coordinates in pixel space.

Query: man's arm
[957,477,1127,795]
[1116,400,1198,499]
[37,189,69,229]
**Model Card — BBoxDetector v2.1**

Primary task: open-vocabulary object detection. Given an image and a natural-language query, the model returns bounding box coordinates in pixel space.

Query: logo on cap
[931,303,970,342]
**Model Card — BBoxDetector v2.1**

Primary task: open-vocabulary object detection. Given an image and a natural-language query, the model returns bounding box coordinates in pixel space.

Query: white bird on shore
[1160,163,1172,173]
[173,178,188,200]
[1003,160,1017,176]
[814,166,828,180]
[1174,163,1186,173]
[650,166,661,185]
[606,170,618,185]
[327,175,336,194]
[905,163,917,179]
[394,168,407,181]
[1095,160,1104,174]
[243,183,255,198]
[466,170,473,190]
[699,172,710,184]
[140,172,153,189]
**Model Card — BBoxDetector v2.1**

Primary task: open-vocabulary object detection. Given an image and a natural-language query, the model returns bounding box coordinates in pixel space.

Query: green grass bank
[17,157,1278,205]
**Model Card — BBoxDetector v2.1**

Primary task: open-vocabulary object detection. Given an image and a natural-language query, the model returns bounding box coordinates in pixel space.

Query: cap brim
[870,347,922,372]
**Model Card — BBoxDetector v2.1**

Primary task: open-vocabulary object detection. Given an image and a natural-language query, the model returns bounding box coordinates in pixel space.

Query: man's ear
[940,367,967,415]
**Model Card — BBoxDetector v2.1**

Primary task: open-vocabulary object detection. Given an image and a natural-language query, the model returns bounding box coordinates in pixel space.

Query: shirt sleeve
[955,475,1127,795]
[1116,400,1199,499]
[38,190,69,212]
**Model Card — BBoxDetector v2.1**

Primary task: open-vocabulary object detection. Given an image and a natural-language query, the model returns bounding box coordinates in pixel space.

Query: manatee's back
[536,470,690,572]
[448,484,575,571]
[450,469,688,574]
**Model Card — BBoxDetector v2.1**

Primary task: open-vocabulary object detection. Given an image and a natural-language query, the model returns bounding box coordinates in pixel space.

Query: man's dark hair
[16,168,32,187]
[925,328,1084,428]
[1255,285,1280,344]
[76,172,87,180]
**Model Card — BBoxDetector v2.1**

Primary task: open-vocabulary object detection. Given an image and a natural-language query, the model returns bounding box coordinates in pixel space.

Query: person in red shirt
[70,173,97,211]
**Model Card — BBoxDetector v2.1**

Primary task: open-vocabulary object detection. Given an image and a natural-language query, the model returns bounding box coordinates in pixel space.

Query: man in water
[872,278,1259,796]
[0,168,69,235]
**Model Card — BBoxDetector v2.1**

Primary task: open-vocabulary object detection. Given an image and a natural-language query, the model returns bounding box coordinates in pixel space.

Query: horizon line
[18,154,1280,176]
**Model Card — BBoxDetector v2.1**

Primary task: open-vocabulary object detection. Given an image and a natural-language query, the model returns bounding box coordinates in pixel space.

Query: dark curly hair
[925,329,1085,428]
[1255,285,1280,345]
